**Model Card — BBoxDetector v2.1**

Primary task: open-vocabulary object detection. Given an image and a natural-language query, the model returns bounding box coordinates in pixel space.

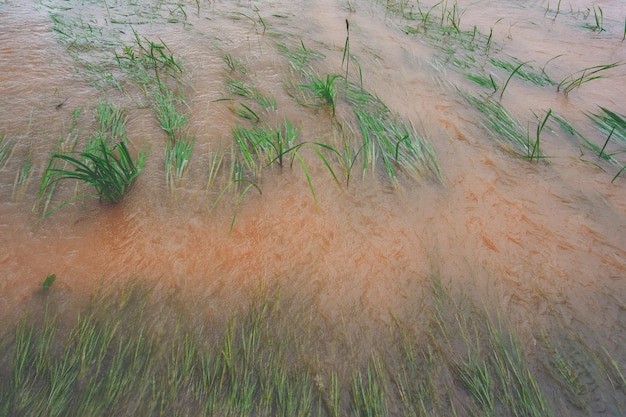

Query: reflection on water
[1,0,625,395]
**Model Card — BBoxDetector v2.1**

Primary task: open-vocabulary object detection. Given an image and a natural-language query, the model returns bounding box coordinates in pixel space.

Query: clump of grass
[582,6,605,32]
[299,74,341,116]
[557,62,622,95]
[587,107,626,180]
[44,137,148,206]
[346,81,443,184]
[459,91,532,157]
[152,85,189,140]
[165,134,195,187]
[275,40,325,73]
[12,149,34,201]
[232,120,301,176]
[116,29,183,86]
[0,132,15,170]
[95,100,127,142]
[587,106,626,147]
[226,78,277,111]
[350,352,389,417]
[277,40,441,187]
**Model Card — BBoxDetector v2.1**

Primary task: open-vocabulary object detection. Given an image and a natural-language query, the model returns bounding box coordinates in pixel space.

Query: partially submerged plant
[0,132,14,171]
[44,137,148,206]
[298,74,341,116]
[165,134,195,187]
[557,62,622,95]
[152,86,188,139]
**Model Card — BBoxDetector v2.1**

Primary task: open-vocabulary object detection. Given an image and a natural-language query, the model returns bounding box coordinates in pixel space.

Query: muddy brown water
[1,0,625,372]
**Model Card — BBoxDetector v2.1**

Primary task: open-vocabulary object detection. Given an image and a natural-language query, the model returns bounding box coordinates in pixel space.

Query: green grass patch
[2,276,623,416]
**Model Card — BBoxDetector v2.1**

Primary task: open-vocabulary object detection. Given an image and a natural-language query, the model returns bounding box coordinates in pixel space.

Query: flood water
[1,0,625,390]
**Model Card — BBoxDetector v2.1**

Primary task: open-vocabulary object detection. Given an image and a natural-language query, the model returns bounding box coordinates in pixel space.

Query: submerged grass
[165,134,194,187]
[2,276,623,417]
[44,137,148,205]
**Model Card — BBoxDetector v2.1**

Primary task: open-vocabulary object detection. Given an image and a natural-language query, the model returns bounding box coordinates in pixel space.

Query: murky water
[1,0,625,386]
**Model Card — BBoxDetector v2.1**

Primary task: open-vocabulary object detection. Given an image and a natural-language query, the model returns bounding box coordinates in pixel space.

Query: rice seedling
[206,146,226,191]
[95,100,127,142]
[583,6,605,32]
[557,62,622,95]
[4,273,626,416]
[350,352,389,417]
[343,19,351,80]
[42,274,57,290]
[344,81,442,184]
[549,112,617,166]
[460,91,532,157]
[463,72,499,93]
[130,29,182,81]
[43,137,148,208]
[165,134,195,187]
[231,120,301,176]
[299,74,341,117]
[486,319,554,417]
[222,53,248,74]
[588,106,626,147]
[275,40,325,73]
[0,132,14,170]
[226,78,277,111]
[152,85,189,139]
[12,149,34,200]
[489,57,554,89]
[529,108,552,161]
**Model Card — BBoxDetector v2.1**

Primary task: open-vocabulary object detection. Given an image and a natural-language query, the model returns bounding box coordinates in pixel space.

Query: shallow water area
[1,0,626,414]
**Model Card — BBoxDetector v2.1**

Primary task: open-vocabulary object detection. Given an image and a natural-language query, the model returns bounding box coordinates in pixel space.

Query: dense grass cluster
[1,278,624,417]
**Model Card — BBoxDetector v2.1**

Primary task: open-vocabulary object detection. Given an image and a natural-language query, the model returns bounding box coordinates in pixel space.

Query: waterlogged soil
[1,0,626,406]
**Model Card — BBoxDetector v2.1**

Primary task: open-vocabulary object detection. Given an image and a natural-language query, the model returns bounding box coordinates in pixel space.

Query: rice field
[0,0,625,415]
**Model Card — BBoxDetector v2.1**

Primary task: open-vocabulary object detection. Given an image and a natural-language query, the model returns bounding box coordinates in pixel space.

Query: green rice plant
[350,352,389,417]
[12,149,33,200]
[44,137,148,207]
[165,135,195,187]
[34,112,83,216]
[463,72,499,93]
[152,86,188,139]
[393,317,442,416]
[586,107,626,180]
[209,178,262,232]
[583,6,605,32]
[456,352,494,416]
[344,81,442,184]
[299,74,341,116]
[222,54,247,74]
[206,147,226,192]
[550,112,618,165]
[588,106,626,147]
[0,132,14,170]
[130,29,182,81]
[42,274,57,290]
[460,91,532,157]
[557,62,622,95]
[232,120,300,173]
[529,108,552,161]
[489,57,554,88]
[537,332,588,409]
[275,40,325,73]
[486,319,553,417]
[226,78,277,111]
[342,19,351,79]
[95,100,127,142]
